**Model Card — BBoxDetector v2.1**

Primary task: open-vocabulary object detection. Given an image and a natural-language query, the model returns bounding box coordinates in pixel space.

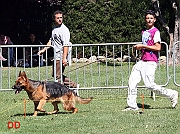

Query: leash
[0,103,21,115]
[65,46,139,73]
[44,46,139,81]
[64,62,95,74]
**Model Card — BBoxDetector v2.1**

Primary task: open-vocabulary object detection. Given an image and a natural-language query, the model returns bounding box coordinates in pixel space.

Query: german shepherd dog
[12,71,92,116]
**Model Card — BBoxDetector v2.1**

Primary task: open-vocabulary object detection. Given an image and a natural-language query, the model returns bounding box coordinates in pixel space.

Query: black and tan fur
[12,71,92,116]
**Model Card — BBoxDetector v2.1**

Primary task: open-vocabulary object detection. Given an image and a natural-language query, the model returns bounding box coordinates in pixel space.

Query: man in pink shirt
[122,10,178,111]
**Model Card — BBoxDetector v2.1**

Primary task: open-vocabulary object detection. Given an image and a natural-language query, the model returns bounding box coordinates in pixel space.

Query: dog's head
[12,71,28,94]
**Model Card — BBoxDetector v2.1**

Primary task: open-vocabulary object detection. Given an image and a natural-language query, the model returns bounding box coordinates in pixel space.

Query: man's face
[29,34,35,41]
[0,34,5,41]
[54,13,63,25]
[145,14,156,28]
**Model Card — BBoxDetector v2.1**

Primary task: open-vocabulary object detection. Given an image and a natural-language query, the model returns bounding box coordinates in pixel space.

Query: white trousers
[127,60,177,108]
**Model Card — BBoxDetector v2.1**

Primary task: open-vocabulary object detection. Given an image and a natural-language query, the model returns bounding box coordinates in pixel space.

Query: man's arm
[62,46,68,66]
[37,40,51,55]
[62,27,70,66]
[134,42,161,51]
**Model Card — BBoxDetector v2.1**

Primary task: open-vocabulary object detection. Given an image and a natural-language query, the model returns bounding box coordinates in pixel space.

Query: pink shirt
[141,27,161,62]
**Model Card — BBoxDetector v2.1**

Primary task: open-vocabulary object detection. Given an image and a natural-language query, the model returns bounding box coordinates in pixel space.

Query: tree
[152,0,180,64]
[62,0,152,57]
[172,0,180,64]
[1,0,172,59]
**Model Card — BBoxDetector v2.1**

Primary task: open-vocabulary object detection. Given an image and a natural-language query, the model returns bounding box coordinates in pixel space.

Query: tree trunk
[168,32,174,65]
[152,0,180,64]
[151,0,174,64]
[172,0,180,64]
[178,0,180,42]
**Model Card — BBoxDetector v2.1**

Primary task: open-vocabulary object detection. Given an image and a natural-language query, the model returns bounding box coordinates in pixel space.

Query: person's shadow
[137,103,150,109]
[137,103,173,109]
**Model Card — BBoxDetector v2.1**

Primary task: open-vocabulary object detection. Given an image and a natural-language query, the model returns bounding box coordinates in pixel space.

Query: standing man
[122,10,178,111]
[38,10,77,88]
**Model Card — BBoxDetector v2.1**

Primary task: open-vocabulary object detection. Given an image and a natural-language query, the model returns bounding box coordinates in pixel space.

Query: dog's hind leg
[62,103,78,114]
[47,101,60,114]
[62,93,78,114]
[37,99,46,112]
[72,107,78,114]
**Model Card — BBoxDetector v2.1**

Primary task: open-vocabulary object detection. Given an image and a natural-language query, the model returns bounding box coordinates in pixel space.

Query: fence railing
[0,42,170,90]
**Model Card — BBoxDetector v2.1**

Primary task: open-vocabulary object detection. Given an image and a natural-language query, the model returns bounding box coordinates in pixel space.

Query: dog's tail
[75,96,93,104]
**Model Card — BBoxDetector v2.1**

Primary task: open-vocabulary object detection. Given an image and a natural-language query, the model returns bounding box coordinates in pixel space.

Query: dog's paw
[47,110,59,114]
[37,109,46,112]
[47,112,53,115]
[72,108,78,114]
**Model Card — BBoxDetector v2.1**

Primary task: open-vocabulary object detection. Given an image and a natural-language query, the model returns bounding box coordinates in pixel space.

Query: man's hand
[38,40,51,55]
[134,44,144,50]
[62,58,68,66]
[37,49,45,56]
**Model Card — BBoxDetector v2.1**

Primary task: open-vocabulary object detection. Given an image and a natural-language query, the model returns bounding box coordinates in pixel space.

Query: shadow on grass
[12,111,73,117]
[12,110,90,117]
[137,103,172,109]
[137,103,150,109]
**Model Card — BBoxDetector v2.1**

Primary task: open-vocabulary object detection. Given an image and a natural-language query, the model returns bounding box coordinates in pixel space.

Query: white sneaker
[122,107,139,111]
[171,91,178,108]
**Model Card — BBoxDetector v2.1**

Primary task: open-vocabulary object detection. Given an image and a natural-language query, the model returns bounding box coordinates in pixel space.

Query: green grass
[0,62,170,89]
[0,63,180,134]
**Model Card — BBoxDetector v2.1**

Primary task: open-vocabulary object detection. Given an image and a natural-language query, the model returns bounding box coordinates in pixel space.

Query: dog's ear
[22,71,27,81]
[21,71,27,78]
[18,71,22,76]
[23,76,27,82]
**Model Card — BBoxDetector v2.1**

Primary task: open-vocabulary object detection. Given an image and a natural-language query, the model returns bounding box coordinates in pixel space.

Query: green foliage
[0,0,175,52]
[61,0,153,57]
[63,0,149,44]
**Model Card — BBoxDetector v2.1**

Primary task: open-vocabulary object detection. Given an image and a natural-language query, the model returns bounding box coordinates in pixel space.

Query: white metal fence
[0,42,171,91]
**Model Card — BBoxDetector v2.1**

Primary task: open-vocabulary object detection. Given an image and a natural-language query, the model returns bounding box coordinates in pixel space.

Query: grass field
[0,63,180,134]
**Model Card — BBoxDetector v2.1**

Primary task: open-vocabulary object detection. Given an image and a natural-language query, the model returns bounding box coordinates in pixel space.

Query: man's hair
[145,10,156,18]
[53,10,63,19]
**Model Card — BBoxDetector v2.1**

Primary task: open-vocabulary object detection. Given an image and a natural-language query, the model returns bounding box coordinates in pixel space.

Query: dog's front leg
[37,99,46,112]
[33,101,39,116]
